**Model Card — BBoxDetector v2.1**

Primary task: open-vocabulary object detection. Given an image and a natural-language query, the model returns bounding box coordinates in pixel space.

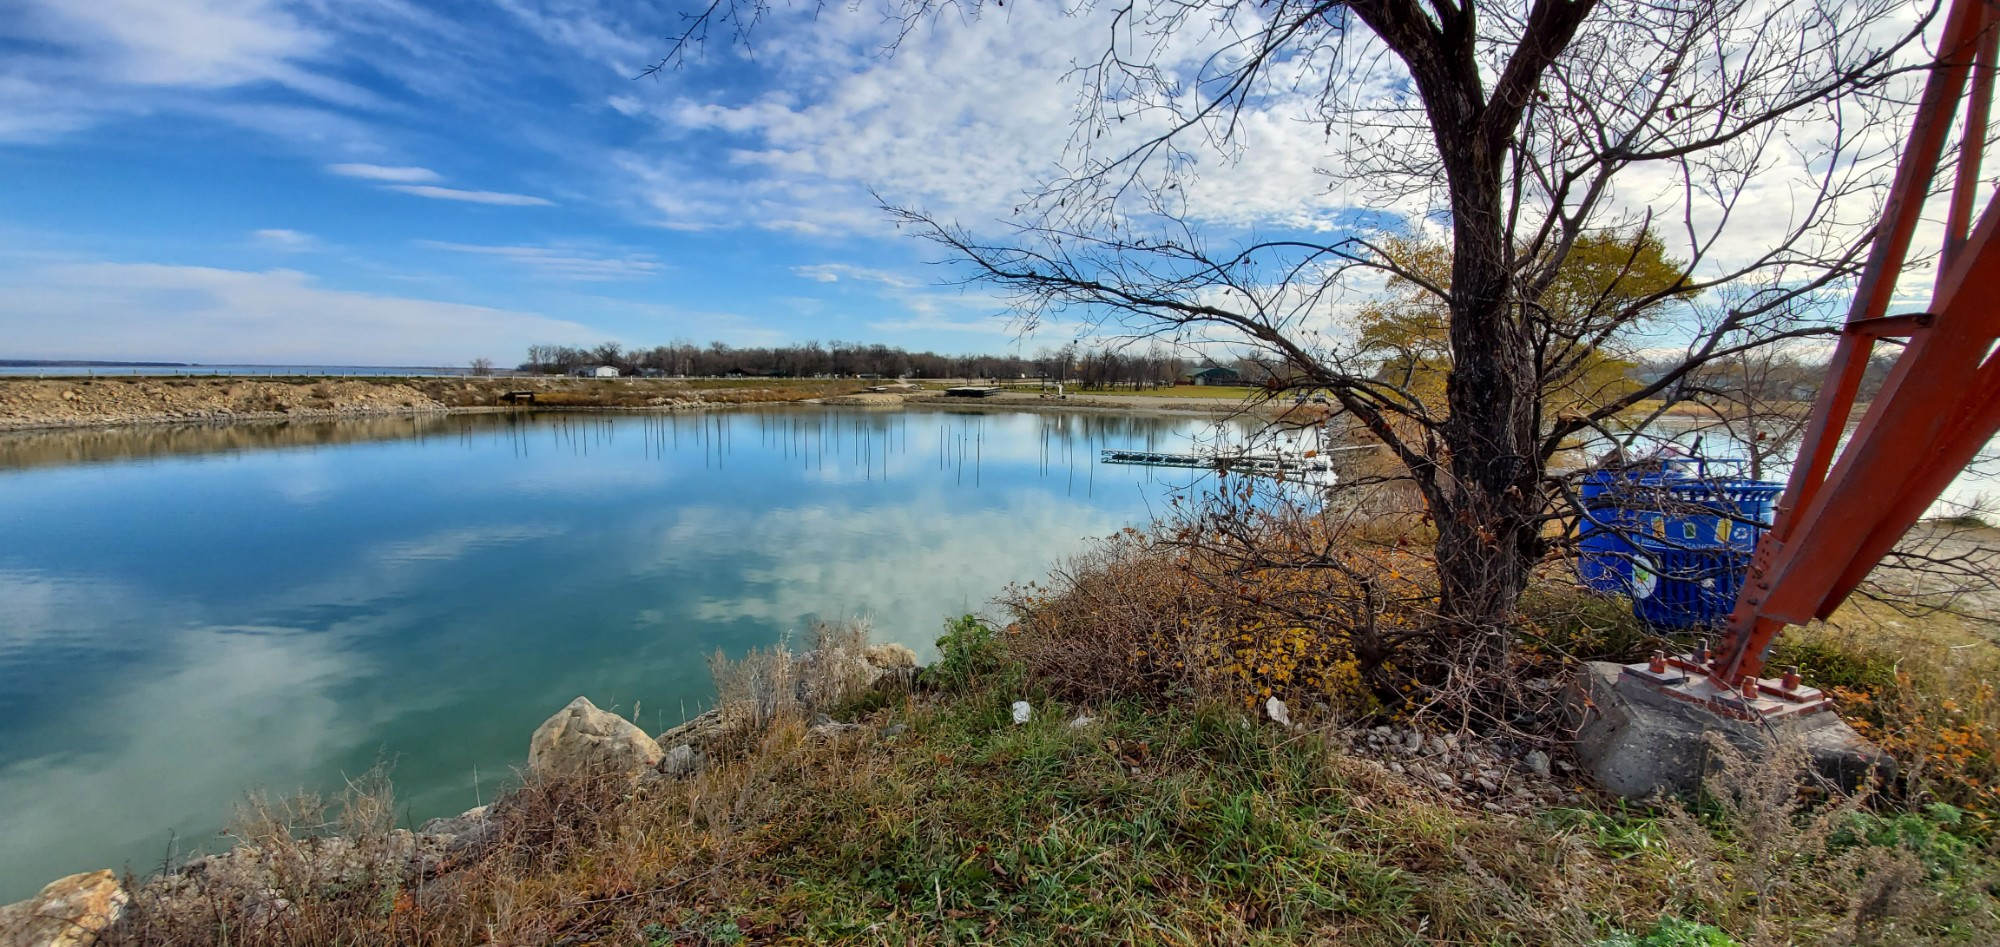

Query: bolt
[1740,675,1759,699]
[1782,666,1802,691]
[1649,651,1668,674]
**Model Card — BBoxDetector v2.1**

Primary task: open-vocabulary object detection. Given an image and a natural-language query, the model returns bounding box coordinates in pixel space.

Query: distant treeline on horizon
[520,341,1241,387]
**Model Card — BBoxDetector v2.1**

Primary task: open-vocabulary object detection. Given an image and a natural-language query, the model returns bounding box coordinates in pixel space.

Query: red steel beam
[1714,0,1999,684]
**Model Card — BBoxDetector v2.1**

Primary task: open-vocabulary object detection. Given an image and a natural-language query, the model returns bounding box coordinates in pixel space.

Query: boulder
[418,805,489,838]
[527,697,663,780]
[660,744,700,776]
[0,870,127,947]
[864,643,919,669]
[656,708,726,754]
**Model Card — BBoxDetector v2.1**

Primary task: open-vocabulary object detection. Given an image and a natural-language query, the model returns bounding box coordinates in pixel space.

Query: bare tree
[469,357,495,377]
[1660,346,1821,483]
[661,0,1948,676]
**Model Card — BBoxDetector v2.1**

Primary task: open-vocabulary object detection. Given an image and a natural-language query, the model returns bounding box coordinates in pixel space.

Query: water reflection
[0,407,1240,898]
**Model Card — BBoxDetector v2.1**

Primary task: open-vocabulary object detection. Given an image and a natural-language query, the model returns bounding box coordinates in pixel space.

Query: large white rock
[0,870,127,947]
[527,696,663,779]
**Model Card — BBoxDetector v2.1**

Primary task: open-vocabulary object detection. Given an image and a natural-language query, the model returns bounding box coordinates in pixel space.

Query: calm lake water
[0,407,1242,899]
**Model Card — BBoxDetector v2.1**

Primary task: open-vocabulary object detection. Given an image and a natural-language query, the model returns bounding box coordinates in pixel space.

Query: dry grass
[706,619,878,741]
[87,541,2000,946]
[1772,607,2000,827]
[1000,509,1449,723]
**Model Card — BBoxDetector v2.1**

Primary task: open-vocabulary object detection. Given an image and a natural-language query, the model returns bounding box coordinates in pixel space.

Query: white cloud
[791,263,920,288]
[252,228,317,251]
[386,185,555,206]
[326,163,443,183]
[0,260,601,364]
[490,0,650,70]
[419,241,663,281]
[8,0,324,89]
[0,0,397,146]
[608,3,1364,236]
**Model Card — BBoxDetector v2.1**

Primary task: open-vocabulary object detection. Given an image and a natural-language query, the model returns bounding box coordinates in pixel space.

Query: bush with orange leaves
[1772,613,2000,830]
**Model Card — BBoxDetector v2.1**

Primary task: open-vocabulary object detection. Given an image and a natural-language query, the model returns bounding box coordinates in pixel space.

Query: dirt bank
[0,376,866,431]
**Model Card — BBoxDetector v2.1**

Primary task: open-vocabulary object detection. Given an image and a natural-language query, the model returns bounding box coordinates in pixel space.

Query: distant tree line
[520,341,1196,388]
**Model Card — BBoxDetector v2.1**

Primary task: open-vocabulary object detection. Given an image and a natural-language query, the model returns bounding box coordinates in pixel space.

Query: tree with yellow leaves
[1356,229,1687,423]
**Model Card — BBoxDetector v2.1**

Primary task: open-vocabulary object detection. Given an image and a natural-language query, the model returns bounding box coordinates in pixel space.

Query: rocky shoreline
[0,377,862,432]
[0,378,1281,433]
[0,640,921,947]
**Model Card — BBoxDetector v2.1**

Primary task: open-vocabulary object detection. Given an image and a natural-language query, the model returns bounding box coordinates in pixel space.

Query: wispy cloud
[387,185,554,206]
[14,0,326,89]
[326,163,441,183]
[419,241,662,281]
[791,263,921,289]
[0,260,599,363]
[252,228,317,251]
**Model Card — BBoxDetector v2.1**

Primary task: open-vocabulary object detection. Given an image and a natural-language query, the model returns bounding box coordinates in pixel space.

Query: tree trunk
[1429,105,1544,665]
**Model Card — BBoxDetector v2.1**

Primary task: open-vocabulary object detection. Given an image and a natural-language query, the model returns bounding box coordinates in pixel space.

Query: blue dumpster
[1627,537,1753,629]
[1577,458,1782,626]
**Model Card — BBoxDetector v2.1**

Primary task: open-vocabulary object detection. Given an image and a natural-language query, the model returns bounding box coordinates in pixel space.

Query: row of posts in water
[433,409,1225,494]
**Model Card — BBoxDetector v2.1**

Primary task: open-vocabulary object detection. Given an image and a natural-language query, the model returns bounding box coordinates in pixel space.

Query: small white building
[570,365,620,378]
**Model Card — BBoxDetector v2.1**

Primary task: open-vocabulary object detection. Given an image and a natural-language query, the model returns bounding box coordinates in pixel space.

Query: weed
[1600,916,1740,947]
[932,613,1008,689]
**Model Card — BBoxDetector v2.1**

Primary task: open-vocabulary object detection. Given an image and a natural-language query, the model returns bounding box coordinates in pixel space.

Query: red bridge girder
[1712,0,2000,687]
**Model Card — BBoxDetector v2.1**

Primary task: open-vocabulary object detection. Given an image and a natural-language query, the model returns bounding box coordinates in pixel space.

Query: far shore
[0,375,1292,433]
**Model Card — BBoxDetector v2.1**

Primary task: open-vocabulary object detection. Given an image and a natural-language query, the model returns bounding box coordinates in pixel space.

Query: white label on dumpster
[1631,555,1658,599]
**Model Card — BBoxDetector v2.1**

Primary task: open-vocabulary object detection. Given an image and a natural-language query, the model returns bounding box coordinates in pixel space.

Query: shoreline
[0,375,858,433]
[0,377,1289,433]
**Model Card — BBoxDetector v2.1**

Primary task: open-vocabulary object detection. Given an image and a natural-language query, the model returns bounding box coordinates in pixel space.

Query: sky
[0,0,1951,369]
[0,0,1372,367]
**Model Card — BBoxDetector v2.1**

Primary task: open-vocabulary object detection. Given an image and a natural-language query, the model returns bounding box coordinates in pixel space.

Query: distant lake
[0,407,1246,899]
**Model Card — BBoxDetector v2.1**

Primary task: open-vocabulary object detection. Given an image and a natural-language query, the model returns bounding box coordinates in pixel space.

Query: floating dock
[1099,449,1331,474]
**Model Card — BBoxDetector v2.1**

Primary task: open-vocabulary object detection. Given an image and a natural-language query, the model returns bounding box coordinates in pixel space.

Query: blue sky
[0,0,1365,366]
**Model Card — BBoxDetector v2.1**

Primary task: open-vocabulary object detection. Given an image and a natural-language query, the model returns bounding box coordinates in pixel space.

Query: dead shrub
[482,771,633,874]
[704,618,878,749]
[1003,503,1437,718]
[1000,536,1192,700]
[1779,612,2000,828]
[106,763,426,946]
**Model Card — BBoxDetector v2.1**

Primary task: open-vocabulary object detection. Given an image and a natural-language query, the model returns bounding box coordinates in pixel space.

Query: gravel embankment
[0,376,858,431]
